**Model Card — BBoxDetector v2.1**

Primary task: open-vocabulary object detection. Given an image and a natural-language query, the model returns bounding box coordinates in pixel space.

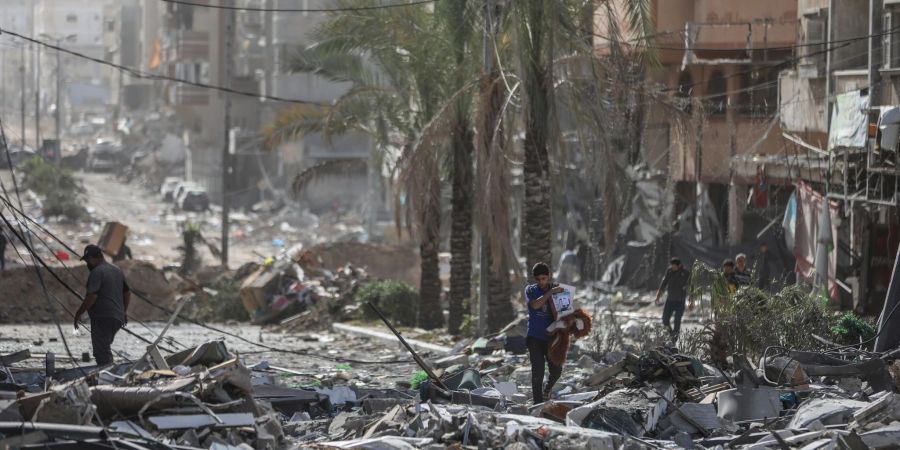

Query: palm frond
[292,159,369,197]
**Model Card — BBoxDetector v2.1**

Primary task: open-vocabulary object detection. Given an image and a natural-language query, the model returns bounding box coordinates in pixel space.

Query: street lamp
[39,33,76,164]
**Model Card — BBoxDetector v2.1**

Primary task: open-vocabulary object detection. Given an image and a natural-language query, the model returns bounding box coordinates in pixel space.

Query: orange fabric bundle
[547,308,593,367]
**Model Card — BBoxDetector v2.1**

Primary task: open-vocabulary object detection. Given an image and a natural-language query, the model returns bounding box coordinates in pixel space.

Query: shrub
[355,280,420,327]
[688,262,841,363]
[831,313,876,345]
[19,156,86,220]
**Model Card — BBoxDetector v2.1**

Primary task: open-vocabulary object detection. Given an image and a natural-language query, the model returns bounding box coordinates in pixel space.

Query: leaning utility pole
[220,8,235,267]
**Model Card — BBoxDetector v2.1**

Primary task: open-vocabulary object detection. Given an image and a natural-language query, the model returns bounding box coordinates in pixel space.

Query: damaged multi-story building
[597,0,900,314]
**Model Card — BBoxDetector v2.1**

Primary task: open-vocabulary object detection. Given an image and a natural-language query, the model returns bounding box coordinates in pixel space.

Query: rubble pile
[3,321,900,449]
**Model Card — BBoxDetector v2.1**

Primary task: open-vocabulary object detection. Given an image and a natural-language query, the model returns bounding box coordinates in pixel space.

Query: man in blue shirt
[525,262,564,404]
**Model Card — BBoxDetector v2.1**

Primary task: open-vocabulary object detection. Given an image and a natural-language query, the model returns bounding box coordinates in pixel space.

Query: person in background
[734,253,751,286]
[723,259,738,294]
[654,257,692,341]
[74,245,130,366]
[524,262,564,404]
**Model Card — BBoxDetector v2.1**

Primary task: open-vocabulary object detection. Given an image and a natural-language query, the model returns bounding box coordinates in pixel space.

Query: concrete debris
[788,398,869,429]
[4,320,900,450]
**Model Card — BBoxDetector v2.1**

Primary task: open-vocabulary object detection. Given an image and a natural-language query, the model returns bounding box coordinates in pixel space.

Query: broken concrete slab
[148,412,256,430]
[716,387,782,422]
[667,403,730,435]
[585,360,625,387]
[860,422,900,449]
[541,425,626,449]
[851,392,900,428]
[566,384,674,437]
[789,398,870,429]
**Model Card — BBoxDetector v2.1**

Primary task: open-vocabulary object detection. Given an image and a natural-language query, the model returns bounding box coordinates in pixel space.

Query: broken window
[705,69,727,116]
[804,13,827,70]
[885,9,900,68]
[174,62,210,84]
[738,67,778,117]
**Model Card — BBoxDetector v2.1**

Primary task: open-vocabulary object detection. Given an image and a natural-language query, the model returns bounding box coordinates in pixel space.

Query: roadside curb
[331,323,453,355]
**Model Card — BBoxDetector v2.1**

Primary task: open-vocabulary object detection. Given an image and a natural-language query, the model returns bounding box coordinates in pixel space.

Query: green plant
[831,313,876,345]
[410,371,428,390]
[19,156,85,220]
[355,280,420,327]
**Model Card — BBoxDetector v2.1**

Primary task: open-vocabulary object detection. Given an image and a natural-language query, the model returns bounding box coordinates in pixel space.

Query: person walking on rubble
[524,262,564,404]
[73,245,130,366]
[654,257,692,341]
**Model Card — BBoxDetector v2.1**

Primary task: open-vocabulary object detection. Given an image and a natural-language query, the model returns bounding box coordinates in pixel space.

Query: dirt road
[0,170,271,268]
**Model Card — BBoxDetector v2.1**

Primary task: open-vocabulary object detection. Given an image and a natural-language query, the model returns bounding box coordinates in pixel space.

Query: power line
[0,27,327,106]
[159,0,436,12]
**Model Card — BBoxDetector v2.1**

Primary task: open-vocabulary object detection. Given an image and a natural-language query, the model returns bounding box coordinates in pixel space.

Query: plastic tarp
[827,91,869,151]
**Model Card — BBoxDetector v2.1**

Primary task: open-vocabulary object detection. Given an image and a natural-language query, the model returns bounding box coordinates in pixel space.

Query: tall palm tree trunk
[448,124,474,334]
[519,0,553,272]
[418,167,444,330]
[477,35,513,333]
[444,0,475,335]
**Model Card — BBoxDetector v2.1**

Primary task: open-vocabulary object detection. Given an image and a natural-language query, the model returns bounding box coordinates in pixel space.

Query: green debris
[410,371,428,390]
[335,363,352,371]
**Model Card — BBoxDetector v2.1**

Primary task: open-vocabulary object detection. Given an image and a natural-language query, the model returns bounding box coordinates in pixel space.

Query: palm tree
[514,0,556,273]
[512,0,656,275]
[437,1,478,335]
[263,1,450,329]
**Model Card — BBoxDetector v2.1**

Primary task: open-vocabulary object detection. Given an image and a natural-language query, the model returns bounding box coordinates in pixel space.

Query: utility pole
[34,43,41,150]
[54,40,62,164]
[221,8,235,267]
[20,45,26,146]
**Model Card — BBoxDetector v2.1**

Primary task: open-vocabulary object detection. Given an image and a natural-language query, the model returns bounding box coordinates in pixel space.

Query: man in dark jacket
[655,257,692,340]
[73,245,130,366]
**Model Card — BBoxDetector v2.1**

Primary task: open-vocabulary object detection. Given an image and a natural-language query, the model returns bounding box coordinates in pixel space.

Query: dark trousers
[526,336,562,404]
[90,317,122,366]
[662,298,686,338]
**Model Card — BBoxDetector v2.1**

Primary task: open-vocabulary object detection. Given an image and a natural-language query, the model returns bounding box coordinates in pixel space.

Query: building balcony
[170,85,210,106]
[173,30,210,60]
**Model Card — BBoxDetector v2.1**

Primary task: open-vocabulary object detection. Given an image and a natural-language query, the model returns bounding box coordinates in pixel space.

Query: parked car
[171,181,199,205]
[0,145,37,168]
[178,189,210,212]
[87,140,122,172]
[160,177,183,201]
